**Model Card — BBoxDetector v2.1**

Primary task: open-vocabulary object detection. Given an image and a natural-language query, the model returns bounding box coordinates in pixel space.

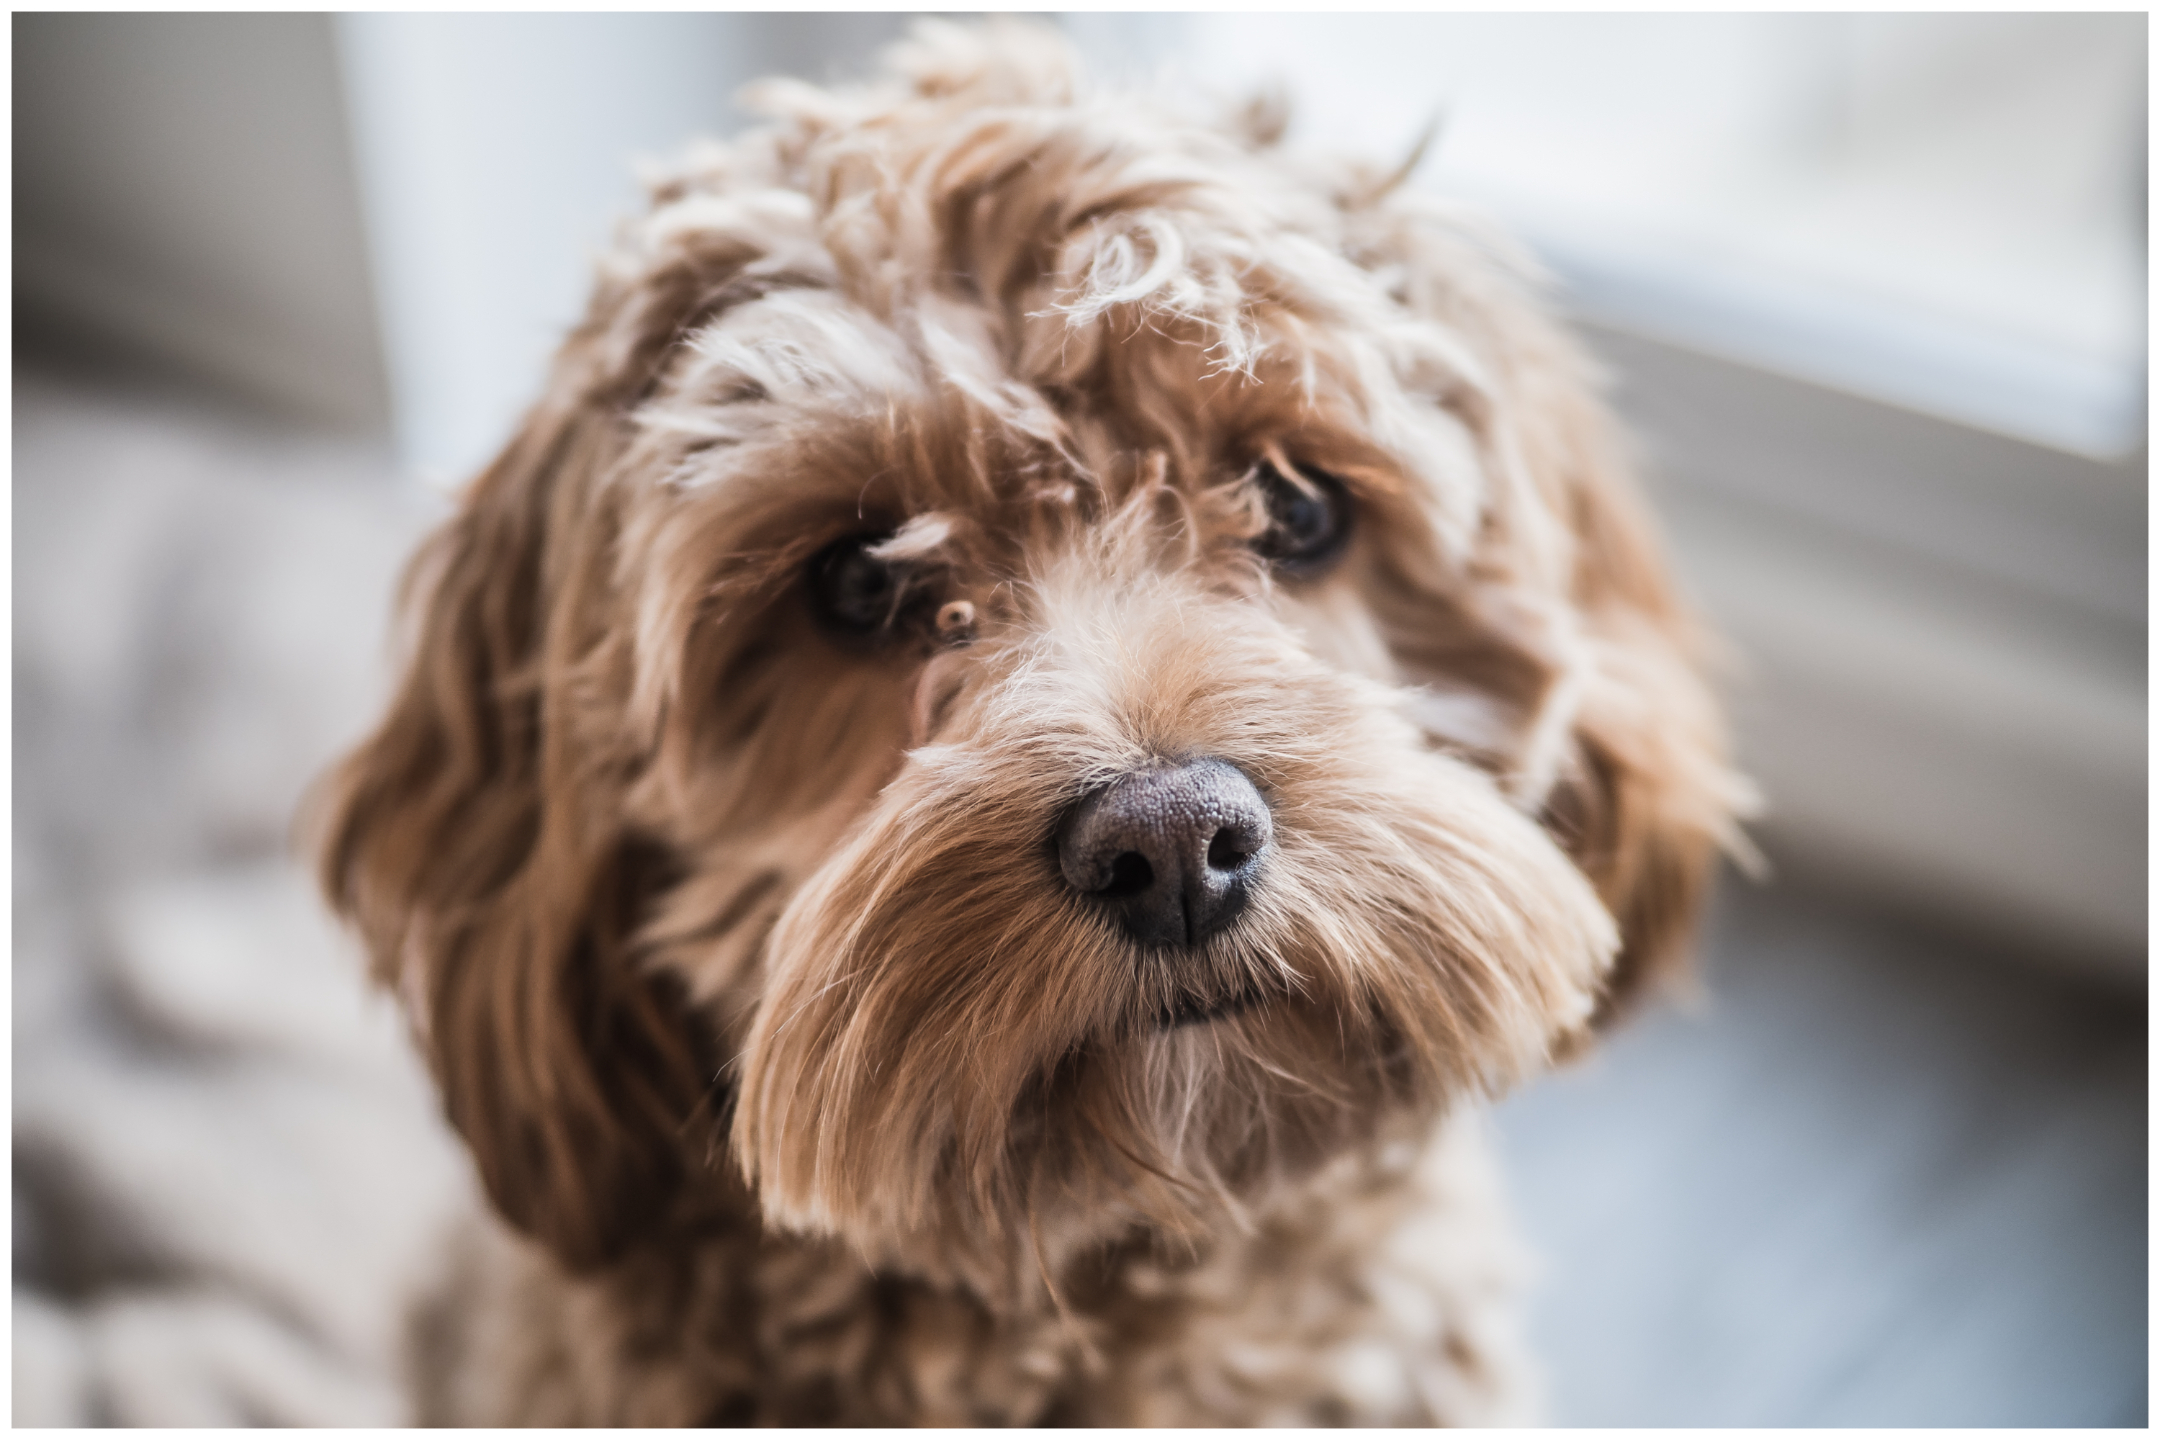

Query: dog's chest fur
[417,1111,1532,1425]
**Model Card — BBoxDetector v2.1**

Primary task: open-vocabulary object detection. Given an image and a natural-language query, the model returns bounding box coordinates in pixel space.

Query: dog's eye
[1252,461,1352,574]
[808,535,901,637]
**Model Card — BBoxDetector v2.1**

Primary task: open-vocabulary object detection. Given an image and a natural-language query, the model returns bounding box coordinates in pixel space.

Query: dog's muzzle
[1056,759,1272,950]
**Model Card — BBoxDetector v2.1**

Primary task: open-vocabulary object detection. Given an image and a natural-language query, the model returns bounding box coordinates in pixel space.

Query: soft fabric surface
[13,367,473,1425]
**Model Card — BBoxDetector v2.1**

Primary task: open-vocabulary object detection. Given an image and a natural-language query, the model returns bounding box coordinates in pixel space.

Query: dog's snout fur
[1057,759,1272,949]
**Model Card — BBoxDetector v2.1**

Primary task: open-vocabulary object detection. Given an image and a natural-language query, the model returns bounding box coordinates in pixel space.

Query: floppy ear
[1507,339,1749,1024]
[313,372,715,1272]
[312,166,835,1265]
[1332,184,1747,1024]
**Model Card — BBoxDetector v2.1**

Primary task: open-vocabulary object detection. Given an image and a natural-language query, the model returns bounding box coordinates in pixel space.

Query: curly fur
[315,20,1745,1425]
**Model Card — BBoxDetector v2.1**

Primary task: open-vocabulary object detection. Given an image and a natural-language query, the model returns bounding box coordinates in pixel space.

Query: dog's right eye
[1252,460,1353,575]
[808,535,900,637]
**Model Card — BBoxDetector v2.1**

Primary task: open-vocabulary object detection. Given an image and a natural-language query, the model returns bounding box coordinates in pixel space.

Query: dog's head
[319,23,1743,1283]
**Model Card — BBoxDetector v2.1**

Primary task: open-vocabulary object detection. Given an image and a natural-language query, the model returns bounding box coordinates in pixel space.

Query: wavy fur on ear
[312,148,867,1268]
[312,387,708,1271]
[1316,183,1749,1021]
[317,17,1745,1423]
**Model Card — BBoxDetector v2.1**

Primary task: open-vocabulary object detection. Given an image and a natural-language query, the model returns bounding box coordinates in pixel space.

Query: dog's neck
[436,1107,1525,1425]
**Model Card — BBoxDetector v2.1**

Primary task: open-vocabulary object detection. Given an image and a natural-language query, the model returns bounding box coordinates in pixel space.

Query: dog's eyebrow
[699,268,833,313]
[866,512,956,562]
[649,268,837,390]
[674,288,915,417]
[616,258,839,405]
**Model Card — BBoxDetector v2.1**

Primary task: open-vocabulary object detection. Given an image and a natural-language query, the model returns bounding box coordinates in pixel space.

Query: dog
[316,21,1744,1425]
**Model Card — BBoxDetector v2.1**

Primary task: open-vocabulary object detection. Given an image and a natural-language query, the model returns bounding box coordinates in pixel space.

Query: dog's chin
[1156,981,1273,1031]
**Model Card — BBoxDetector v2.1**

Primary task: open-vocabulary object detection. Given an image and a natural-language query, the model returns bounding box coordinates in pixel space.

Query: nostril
[1205,827,1253,872]
[1099,851,1154,898]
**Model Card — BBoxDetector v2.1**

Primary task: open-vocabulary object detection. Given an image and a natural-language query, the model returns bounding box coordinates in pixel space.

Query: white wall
[1143,13,2147,460]
[332,13,906,484]
[14,14,389,430]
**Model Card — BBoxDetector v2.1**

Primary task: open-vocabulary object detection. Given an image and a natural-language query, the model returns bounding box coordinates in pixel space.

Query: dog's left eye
[1252,461,1352,574]
[808,535,901,637]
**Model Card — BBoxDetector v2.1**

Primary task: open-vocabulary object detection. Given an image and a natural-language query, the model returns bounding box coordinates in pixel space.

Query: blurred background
[13,12,2146,1426]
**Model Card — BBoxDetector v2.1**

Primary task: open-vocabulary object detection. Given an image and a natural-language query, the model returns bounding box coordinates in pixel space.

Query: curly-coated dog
[317,21,1745,1426]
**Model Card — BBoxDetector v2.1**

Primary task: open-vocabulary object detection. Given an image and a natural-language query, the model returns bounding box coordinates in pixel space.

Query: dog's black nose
[1057,760,1272,949]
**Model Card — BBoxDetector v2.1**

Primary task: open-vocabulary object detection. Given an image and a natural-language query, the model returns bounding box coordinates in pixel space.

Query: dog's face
[320,25,1739,1282]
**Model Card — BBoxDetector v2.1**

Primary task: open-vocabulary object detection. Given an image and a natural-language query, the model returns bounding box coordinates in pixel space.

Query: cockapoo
[318,21,1743,1425]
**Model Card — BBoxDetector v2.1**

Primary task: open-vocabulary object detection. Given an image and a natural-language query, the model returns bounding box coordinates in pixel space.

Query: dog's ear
[313,368,714,1271]
[312,182,827,1265]
[1332,196,1746,1025]
[1510,347,1747,1025]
